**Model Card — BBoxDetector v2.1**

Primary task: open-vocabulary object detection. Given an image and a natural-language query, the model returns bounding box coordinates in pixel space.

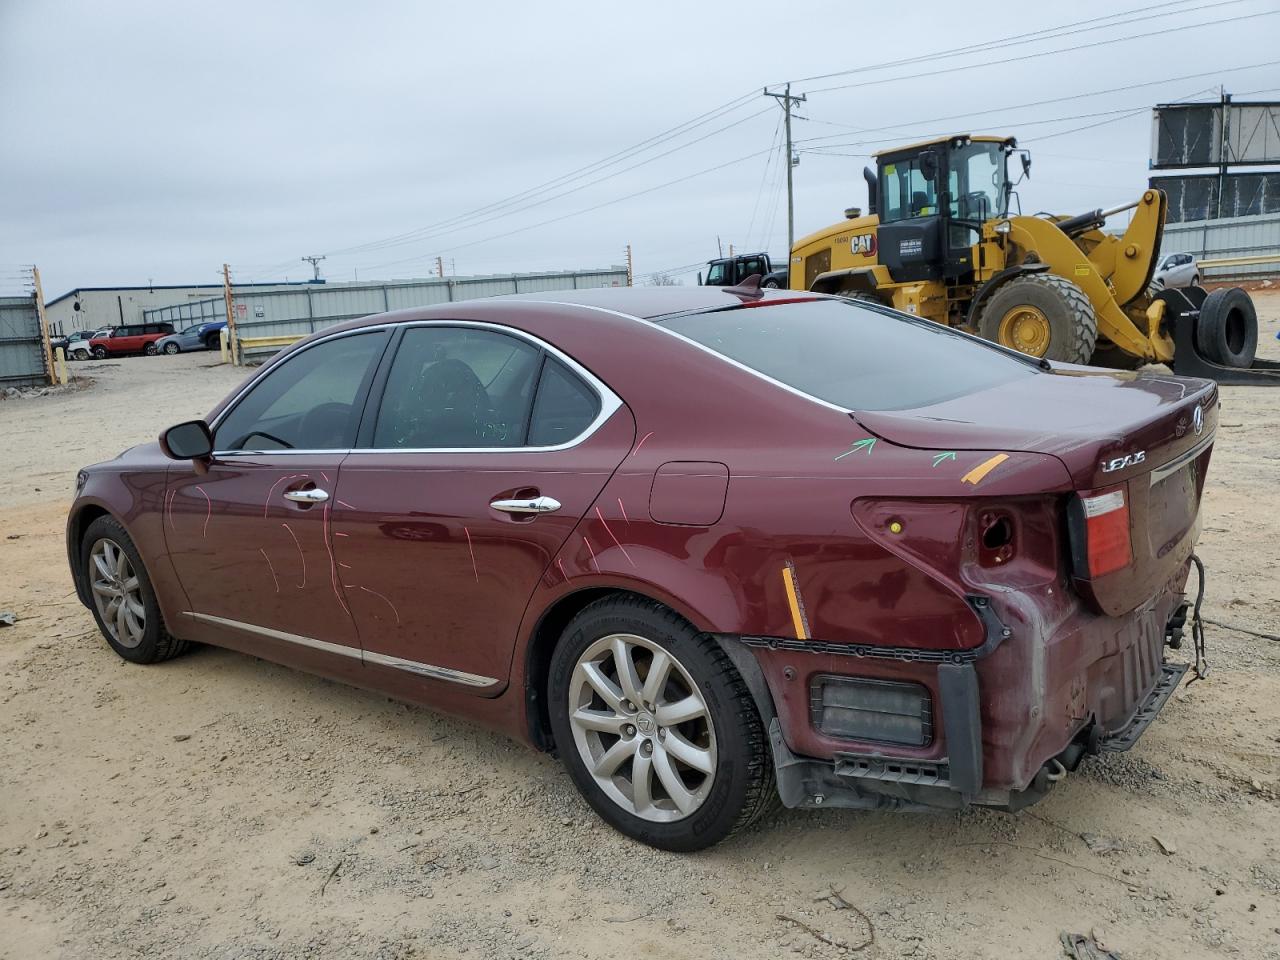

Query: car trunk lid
[853,367,1217,616]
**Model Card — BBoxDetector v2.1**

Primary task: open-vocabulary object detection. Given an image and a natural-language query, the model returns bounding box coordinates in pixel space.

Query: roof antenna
[723,274,765,300]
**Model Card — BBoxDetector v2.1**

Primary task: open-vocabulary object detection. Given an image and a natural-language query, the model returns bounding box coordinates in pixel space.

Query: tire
[144,342,158,356]
[92,346,107,359]
[978,273,1098,364]
[204,332,220,350]
[80,515,189,665]
[762,278,780,289]
[163,342,180,355]
[547,595,773,852]
[1197,287,1257,368]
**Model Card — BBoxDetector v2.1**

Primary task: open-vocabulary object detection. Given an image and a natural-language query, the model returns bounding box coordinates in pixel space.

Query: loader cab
[873,135,1019,283]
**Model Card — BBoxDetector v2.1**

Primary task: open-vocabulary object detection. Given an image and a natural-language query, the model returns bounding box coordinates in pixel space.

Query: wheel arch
[520,584,776,755]
[67,501,115,608]
[964,261,1051,327]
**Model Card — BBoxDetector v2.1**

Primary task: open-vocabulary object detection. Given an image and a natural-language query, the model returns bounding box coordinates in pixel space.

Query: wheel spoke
[115,548,129,579]
[593,737,636,778]
[579,661,625,713]
[653,744,697,814]
[93,552,113,581]
[663,730,713,774]
[115,597,128,640]
[571,707,624,736]
[121,576,139,593]
[91,580,117,598]
[631,749,654,814]
[641,650,671,706]
[656,694,705,728]
[611,637,643,704]
[125,596,145,618]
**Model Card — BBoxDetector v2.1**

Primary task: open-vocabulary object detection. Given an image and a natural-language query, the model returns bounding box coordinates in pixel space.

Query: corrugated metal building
[143,267,629,362]
[0,295,48,388]
[45,281,321,336]
[1161,212,1280,279]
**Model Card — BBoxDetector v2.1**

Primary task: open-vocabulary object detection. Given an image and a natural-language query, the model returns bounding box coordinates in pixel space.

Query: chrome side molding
[183,612,497,688]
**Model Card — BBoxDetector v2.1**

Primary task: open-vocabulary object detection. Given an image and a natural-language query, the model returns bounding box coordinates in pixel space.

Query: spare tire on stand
[1196,287,1257,368]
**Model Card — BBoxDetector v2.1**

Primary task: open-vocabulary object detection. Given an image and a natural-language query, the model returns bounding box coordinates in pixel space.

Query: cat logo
[851,234,877,257]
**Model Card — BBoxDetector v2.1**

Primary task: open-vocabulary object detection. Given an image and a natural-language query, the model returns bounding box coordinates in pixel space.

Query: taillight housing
[1073,485,1132,577]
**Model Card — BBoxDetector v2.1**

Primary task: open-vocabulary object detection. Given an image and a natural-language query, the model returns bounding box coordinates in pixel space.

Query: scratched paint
[263,473,307,518]
[961,453,1010,486]
[834,437,876,461]
[781,560,811,641]
[281,522,306,588]
[259,548,280,593]
[630,431,654,457]
[164,489,177,533]
[336,499,357,510]
[194,485,211,538]
[463,526,479,582]
[617,497,630,524]
[358,585,401,626]
[556,557,569,582]
[583,536,600,573]
[322,501,351,617]
[594,506,636,567]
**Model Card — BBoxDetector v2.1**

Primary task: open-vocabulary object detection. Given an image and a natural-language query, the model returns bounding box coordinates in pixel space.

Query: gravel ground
[2,301,1279,960]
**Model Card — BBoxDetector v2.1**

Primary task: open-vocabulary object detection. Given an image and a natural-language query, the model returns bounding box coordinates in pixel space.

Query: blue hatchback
[154,320,227,355]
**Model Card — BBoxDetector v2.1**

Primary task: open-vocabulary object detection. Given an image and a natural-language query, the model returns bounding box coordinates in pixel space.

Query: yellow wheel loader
[789,134,1279,384]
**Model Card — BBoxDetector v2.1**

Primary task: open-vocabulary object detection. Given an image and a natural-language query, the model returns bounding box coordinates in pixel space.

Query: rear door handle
[490,495,561,515]
[284,488,330,503]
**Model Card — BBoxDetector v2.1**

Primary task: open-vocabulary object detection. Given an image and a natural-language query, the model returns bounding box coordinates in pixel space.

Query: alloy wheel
[567,633,717,823]
[89,538,145,649]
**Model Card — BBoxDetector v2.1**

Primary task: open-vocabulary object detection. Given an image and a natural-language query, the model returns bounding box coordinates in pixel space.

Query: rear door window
[662,299,1037,411]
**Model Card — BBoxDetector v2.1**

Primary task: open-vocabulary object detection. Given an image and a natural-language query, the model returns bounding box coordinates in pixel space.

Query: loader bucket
[1156,287,1280,386]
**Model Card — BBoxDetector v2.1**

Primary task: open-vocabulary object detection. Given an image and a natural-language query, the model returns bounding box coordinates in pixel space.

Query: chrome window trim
[208,319,622,457]
[1148,429,1215,486]
[183,612,498,687]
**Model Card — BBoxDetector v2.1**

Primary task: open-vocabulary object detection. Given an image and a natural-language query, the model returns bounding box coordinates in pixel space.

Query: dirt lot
[2,303,1279,960]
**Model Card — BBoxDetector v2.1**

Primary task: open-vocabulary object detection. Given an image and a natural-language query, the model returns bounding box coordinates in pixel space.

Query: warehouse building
[44,281,321,335]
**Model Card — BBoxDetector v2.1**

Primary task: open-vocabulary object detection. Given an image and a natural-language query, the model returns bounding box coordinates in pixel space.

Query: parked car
[67,329,113,360]
[88,322,175,358]
[50,329,96,354]
[67,287,1216,851]
[154,320,227,355]
[1153,251,1199,289]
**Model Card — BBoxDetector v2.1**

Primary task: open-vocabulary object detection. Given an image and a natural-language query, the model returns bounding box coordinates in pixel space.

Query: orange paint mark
[961,453,1010,486]
[781,561,810,641]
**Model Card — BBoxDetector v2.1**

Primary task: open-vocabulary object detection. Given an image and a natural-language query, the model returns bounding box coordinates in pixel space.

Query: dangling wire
[1186,553,1209,683]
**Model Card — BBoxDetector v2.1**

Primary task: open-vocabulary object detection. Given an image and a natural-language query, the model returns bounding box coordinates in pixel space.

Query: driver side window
[213,331,387,451]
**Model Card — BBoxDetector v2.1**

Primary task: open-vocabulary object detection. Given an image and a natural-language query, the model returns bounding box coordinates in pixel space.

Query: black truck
[699,252,790,288]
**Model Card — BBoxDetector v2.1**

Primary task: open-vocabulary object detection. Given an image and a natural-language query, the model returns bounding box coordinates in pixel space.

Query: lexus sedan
[67,287,1215,851]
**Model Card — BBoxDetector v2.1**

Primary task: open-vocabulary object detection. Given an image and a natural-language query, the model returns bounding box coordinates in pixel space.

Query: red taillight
[1080,486,1131,577]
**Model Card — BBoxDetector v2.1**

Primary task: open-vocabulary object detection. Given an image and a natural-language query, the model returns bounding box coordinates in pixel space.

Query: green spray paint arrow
[834,437,877,461]
[932,451,957,467]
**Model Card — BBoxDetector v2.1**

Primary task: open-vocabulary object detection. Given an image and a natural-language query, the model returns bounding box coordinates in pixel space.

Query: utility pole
[223,263,238,366]
[301,255,326,281]
[435,256,444,279]
[625,244,633,286]
[764,83,806,254]
[30,266,54,385]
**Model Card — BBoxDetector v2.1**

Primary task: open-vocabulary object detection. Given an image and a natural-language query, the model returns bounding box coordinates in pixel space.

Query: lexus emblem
[1193,405,1203,436]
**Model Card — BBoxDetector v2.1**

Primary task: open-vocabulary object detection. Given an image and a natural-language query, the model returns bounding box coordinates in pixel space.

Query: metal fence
[0,295,48,387]
[143,268,629,363]
[1161,212,1280,279]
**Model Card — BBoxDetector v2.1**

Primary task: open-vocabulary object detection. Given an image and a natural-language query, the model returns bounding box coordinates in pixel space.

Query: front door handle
[284,488,330,504]
[490,495,561,515]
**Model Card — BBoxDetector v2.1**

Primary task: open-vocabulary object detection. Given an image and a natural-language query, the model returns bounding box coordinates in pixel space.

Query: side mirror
[919,150,939,182]
[1021,152,1032,180]
[697,271,703,285]
[160,420,213,461]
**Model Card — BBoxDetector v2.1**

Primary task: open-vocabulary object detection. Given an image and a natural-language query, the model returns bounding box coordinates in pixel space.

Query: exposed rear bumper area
[761,567,1204,814]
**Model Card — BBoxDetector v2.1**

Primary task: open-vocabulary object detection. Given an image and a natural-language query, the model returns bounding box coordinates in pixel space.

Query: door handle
[490,495,561,515]
[283,488,330,504]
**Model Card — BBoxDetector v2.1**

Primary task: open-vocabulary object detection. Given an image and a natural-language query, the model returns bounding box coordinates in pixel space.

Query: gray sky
[2,0,1278,298]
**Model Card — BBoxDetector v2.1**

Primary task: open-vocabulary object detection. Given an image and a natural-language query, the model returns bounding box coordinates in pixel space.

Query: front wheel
[978,273,1098,364]
[144,342,158,356]
[92,346,107,359]
[547,596,773,851]
[163,342,180,355]
[762,278,780,289]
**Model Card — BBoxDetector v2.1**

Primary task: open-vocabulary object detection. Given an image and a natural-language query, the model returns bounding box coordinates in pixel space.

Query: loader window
[880,158,938,223]
[663,298,1037,411]
[949,142,1006,221]
[705,261,728,285]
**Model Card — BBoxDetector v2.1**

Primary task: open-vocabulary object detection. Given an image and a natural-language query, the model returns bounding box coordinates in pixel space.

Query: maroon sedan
[67,287,1214,851]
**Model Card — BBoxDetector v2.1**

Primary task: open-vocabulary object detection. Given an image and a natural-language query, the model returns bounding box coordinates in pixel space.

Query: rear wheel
[92,346,107,359]
[762,278,780,289]
[163,342,180,355]
[1196,287,1257,368]
[547,596,773,851]
[979,274,1098,364]
[81,515,189,664]
[204,332,220,350]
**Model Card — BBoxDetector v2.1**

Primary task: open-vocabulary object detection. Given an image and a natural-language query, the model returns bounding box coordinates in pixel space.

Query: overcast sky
[2,0,1277,298]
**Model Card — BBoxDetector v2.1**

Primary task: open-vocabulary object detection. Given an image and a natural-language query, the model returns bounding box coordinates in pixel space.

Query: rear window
[661,299,1036,411]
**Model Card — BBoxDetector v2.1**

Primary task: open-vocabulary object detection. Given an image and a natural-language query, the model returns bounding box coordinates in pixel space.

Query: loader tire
[1196,287,1257,368]
[978,274,1098,364]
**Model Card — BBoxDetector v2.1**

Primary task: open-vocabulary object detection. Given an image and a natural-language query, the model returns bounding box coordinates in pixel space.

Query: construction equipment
[789,134,1279,384]
[700,252,790,288]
